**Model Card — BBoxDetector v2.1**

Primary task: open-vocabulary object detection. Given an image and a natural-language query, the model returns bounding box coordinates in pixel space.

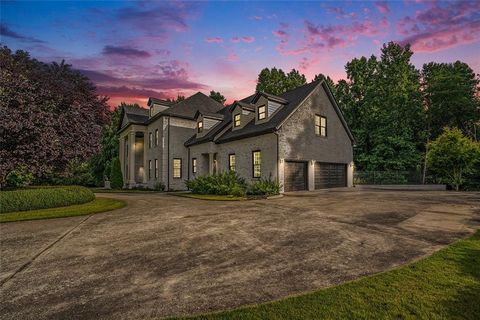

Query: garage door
[284,161,307,192]
[315,162,346,189]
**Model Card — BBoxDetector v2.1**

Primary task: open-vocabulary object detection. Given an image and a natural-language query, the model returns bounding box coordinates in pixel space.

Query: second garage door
[315,162,346,189]
[284,161,307,192]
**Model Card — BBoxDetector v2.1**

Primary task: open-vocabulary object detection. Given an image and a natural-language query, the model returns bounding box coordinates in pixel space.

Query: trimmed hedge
[185,171,247,196]
[0,186,95,213]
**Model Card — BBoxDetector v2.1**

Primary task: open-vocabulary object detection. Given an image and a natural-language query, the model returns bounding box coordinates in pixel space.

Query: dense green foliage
[0,197,125,223]
[335,43,425,172]
[109,157,124,189]
[427,128,479,191]
[185,172,281,197]
[4,167,33,189]
[248,178,281,196]
[0,186,95,213]
[177,230,480,320]
[256,67,306,95]
[422,61,479,140]
[185,171,247,196]
[209,90,226,104]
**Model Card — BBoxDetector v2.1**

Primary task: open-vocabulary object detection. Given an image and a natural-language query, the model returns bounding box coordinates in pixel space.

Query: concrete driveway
[1,189,479,319]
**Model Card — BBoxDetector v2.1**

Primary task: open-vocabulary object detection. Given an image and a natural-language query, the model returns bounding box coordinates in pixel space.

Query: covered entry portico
[119,125,148,188]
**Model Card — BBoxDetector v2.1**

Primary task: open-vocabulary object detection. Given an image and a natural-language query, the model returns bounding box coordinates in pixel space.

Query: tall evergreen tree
[422,61,480,140]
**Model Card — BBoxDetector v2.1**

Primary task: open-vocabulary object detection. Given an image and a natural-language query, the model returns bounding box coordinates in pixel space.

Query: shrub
[427,128,479,191]
[4,167,33,189]
[0,186,95,213]
[110,157,123,189]
[154,181,166,191]
[185,171,247,195]
[248,178,281,196]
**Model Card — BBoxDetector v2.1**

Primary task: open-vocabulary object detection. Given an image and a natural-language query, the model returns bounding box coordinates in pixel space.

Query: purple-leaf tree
[0,46,110,187]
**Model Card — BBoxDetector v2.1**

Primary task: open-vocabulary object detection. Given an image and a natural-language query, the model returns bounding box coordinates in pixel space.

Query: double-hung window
[173,158,182,178]
[258,105,266,120]
[192,158,197,174]
[229,154,236,172]
[252,151,261,178]
[148,160,152,179]
[198,121,203,133]
[155,129,159,146]
[315,115,327,137]
[154,159,158,178]
[234,114,241,127]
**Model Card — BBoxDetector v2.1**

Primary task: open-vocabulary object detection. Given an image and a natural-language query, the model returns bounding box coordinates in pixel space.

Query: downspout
[274,131,279,182]
[167,116,170,191]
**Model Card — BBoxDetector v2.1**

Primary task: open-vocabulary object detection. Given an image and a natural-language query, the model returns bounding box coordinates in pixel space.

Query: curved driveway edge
[1,190,479,319]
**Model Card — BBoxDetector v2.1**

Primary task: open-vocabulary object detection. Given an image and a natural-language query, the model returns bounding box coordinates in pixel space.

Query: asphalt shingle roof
[159,92,224,120]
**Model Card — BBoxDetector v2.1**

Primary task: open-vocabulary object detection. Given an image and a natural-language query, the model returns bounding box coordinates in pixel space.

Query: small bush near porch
[185,171,247,197]
[185,172,281,197]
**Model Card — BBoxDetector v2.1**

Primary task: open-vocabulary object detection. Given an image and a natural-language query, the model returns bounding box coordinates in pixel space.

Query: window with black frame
[252,151,261,178]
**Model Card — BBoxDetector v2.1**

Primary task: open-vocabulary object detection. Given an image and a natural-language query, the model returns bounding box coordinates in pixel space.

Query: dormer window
[198,120,203,133]
[258,105,266,120]
[234,114,241,127]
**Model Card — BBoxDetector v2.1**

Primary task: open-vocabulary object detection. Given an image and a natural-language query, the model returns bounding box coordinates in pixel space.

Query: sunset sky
[1,0,479,107]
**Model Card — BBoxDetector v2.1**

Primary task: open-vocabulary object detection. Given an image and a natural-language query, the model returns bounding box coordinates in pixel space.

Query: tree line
[0,43,478,190]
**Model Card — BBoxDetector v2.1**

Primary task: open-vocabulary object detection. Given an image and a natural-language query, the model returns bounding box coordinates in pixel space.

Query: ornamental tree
[0,46,110,187]
[427,128,479,191]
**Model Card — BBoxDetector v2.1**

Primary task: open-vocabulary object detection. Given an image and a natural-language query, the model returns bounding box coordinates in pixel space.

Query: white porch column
[128,131,136,187]
[208,153,215,175]
[308,160,315,191]
[347,161,354,187]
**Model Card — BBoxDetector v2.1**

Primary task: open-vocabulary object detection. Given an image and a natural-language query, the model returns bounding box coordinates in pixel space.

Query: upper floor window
[229,154,236,172]
[155,129,159,146]
[234,114,241,127]
[192,158,197,174]
[173,158,182,178]
[149,132,152,148]
[258,105,266,120]
[315,115,327,137]
[198,120,203,133]
[252,151,261,178]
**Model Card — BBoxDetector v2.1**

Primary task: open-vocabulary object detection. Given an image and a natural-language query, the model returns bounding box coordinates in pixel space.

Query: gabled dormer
[231,101,255,131]
[147,97,174,118]
[194,111,224,138]
[250,92,288,125]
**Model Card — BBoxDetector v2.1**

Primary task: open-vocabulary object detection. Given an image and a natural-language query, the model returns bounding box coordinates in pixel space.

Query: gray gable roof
[118,105,149,131]
[158,92,224,120]
[185,79,354,146]
[118,92,225,133]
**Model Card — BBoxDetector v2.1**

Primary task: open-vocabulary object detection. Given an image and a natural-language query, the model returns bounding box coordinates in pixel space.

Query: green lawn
[0,197,126,223]
[173,230,480,320]
[170,193,245,201]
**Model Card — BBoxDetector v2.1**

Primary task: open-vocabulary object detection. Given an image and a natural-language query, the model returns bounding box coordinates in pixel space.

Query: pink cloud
[374,1,390,14]
[242,36,255,43]
[226,51,239,62]
[230,36,240,43]
[273,30,287,37]
[396,1,480,52]
[205,37,223,43]
[299,57,319,71]
[400,21,480,52]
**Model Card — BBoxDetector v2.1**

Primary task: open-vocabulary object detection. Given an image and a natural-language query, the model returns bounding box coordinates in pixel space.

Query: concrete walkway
[1,190,479,319]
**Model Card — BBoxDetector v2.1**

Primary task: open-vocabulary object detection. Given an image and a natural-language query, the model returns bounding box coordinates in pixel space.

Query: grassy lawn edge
[172,229,480,320]
[0,197,126,223]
